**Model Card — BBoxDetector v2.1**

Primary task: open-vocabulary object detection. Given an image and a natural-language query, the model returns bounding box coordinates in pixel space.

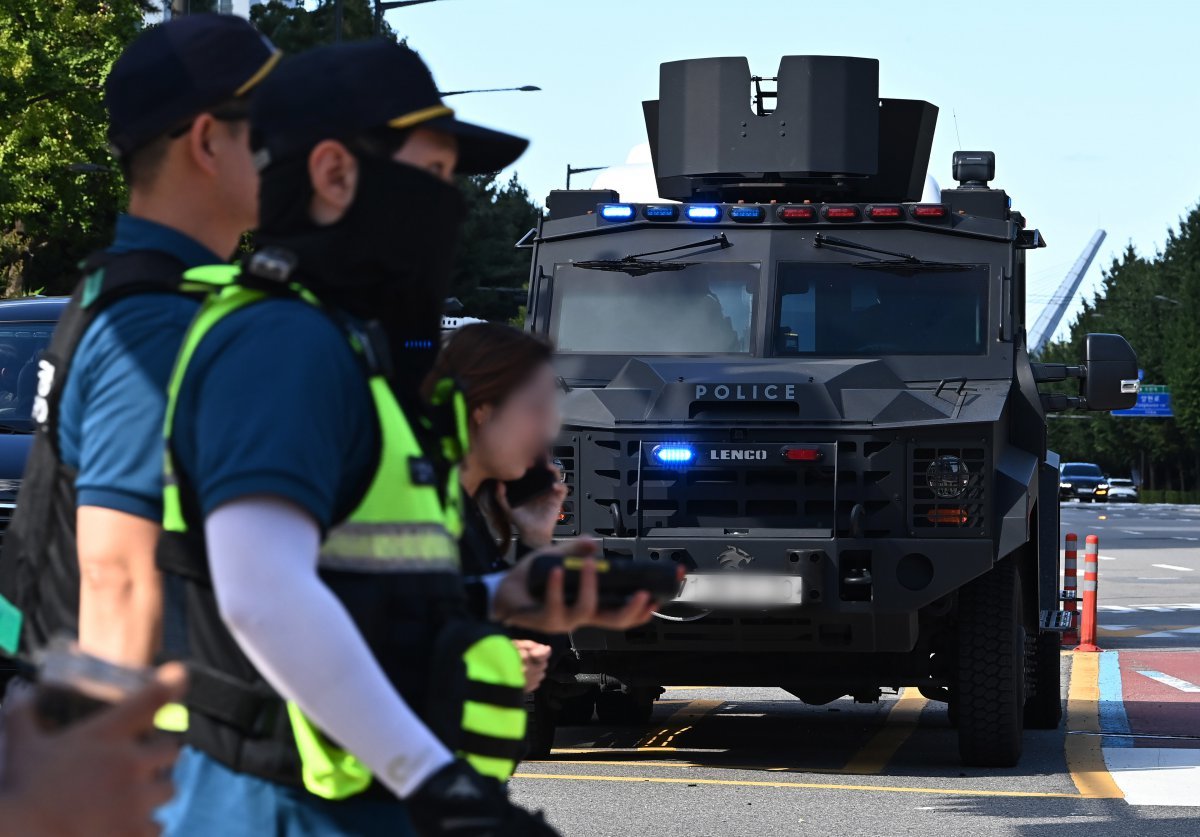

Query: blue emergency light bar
[643,205,680,221]
[590,202,951,226]
[598,203,636,221]
[729,205,766,223]
[684,205,722,222]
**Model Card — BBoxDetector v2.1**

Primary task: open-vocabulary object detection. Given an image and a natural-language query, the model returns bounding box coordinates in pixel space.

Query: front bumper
[576,534,994,654]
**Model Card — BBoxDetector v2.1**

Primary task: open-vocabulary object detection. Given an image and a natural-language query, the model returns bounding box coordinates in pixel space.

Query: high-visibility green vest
[158,265,526,799]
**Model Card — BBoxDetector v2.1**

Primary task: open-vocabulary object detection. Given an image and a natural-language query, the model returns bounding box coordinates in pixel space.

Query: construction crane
[1027,229,1107,356]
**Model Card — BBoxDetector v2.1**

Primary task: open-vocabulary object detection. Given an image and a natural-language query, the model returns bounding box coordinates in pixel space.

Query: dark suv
[0,297,66,538]
[1058,462,1108,503]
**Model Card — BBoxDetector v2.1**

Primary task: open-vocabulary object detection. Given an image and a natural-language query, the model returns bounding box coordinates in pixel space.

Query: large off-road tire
[524,690,557,759]
[955,559,1026,767]
[1023,630,1064,729]
[559,686,598,726]
[595,688,657,726]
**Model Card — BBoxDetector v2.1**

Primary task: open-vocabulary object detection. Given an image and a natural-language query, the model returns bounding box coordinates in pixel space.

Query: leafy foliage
[450,174,539,322]
[0,0,149,295]
[252,0,398,52]
[1044,206,1200,490]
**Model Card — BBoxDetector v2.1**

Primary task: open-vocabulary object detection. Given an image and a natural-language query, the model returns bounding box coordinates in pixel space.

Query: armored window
[550,262,760,355]
[773,263,988,356]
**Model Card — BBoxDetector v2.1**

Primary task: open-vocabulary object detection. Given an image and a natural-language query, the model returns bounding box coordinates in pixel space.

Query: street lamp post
[439,85,541,97]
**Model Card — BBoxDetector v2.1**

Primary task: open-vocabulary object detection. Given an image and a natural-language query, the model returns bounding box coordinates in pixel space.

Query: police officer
[0,15,279,672]
[155,40,655,836]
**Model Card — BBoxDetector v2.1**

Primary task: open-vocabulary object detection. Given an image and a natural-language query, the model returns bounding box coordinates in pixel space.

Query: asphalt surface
[511,503,1200,837]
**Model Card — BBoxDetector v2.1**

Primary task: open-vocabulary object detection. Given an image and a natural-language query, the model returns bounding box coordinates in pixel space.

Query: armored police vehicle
[523,56,1138,767]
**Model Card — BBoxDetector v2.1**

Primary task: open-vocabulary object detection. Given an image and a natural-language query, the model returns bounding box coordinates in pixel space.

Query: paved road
[512,503,1200,837]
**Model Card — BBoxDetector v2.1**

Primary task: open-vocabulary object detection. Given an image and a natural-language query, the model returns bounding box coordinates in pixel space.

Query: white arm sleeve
[205,496,453,798]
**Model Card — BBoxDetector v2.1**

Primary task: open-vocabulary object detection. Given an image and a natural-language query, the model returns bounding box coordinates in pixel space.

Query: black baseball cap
[105,14,281,159]
[251,40,528,176]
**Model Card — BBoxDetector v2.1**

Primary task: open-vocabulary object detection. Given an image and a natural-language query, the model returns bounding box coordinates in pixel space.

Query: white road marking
[1099,624,1133,631]
[1122,530,1144,535]
[1134,670,1200,692]
[1105,748,1200,807]
[1151,564,1194,572]
[1099,603,1200,613]
[1172,536,1200,542]
[1139,626,1200,638]
[1137,577,1177,581]
[1098,555,1117,561]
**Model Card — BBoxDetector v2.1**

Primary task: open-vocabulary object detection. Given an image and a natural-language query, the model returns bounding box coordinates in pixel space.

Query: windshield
[551,262,759,354]
[1062,463,1103,478]
[773,263,989,356]
[0,322,54,430]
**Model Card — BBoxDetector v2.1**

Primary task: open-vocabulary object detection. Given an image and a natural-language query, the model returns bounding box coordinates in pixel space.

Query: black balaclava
[254,148,467,401]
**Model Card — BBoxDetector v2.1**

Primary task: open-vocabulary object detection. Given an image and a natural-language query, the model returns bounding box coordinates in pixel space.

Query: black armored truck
[523,56,1139,766]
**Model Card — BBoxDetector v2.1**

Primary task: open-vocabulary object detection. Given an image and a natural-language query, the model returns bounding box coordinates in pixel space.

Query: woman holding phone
[423,323,567,696]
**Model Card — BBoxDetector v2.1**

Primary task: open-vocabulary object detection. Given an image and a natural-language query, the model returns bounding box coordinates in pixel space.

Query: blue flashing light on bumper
[652,444,695,465]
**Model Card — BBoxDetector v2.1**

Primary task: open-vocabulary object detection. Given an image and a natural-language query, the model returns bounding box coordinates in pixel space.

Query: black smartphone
[527,555,682,609]
[503,462,559,508]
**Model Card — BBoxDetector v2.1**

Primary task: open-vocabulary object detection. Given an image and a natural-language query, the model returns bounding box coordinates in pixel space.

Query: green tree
[0,1,150,295]
[450,173,539,323]
[252,0,397,52]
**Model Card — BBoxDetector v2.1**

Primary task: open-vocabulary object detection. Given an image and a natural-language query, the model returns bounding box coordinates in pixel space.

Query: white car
[1106,478,1139,503]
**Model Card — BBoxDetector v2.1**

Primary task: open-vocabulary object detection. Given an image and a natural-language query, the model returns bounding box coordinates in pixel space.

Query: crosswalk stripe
[1135,670,1200,693]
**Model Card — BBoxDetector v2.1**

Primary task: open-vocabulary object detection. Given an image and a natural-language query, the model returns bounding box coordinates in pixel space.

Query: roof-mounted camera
[952,151,995,189]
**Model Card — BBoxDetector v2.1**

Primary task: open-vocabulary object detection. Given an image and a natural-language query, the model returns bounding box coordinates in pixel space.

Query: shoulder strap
[34,249,196,456]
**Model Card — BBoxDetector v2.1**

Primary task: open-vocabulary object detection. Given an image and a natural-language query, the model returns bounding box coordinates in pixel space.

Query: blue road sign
[1112,389,1173,417]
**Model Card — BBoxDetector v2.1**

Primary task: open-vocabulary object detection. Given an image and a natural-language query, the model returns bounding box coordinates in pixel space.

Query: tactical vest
[156,265,526,798]
[0,249,194,654]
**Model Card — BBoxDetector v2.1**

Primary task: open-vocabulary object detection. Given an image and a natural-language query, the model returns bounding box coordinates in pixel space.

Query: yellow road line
[840,688,928,775]
[1065,652,1124,799]
[512,772,1084,799]
[636,699,723,748]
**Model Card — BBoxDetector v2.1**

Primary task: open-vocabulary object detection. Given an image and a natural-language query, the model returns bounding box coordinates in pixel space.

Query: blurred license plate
[672,574,804,606]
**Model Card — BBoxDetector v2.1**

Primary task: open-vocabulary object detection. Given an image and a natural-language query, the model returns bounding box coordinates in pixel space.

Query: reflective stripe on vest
[460,634,527,780]
[163,264,523,796]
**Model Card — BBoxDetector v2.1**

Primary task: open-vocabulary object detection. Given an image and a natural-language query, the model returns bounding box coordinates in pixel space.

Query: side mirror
[1083,333,1139,411]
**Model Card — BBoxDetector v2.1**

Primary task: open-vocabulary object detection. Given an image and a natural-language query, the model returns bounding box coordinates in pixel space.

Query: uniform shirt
[169,298,378,530]
[57,215,217,520]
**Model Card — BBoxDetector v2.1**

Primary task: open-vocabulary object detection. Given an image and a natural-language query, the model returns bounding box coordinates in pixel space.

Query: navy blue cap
[105,14,280,159]
[251,40,528,176]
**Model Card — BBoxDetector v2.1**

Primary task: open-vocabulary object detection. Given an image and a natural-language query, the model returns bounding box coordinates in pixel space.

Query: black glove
[407,759,560,837]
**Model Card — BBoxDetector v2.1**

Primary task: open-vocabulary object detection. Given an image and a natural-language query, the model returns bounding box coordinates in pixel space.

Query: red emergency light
[781,446,824,462]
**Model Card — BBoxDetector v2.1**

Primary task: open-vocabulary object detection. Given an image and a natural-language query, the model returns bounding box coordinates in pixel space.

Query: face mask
[255,151,467,398]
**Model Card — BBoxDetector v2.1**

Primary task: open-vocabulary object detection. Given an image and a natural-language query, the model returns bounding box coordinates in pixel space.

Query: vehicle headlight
[927,455,970,499]
[1060,481,1073,489]
[1097,483,1109,491]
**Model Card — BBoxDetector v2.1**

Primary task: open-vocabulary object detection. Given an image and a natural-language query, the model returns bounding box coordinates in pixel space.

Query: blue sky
[266,1,1200,341]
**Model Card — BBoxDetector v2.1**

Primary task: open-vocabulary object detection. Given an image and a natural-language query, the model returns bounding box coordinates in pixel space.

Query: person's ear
[186,114,221,177]
[307,140,358,225]
[472,404,493,430]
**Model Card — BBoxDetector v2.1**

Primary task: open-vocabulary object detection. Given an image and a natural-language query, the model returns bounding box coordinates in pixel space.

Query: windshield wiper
[573,234,731,276]
[0,423,32,435]
[813,233,963,271]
